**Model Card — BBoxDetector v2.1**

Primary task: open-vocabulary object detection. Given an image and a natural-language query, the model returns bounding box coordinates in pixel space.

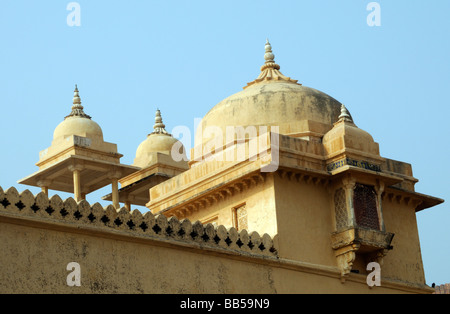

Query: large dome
[195,41,343,148]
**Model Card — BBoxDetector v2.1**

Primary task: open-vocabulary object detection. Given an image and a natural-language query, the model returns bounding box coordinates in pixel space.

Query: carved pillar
[342,176,356,228]
[374,180,386,232]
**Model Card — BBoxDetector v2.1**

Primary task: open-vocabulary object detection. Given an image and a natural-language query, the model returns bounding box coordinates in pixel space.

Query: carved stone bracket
[331,227,394,282]
[334,243,360,281]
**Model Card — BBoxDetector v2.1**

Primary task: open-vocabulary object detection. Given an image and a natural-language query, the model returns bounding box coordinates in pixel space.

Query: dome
[53,85,104,141]
[134,134,180,167]
[195,40,342,148]
[322,105,380,157]
[53,116,103,141]
[133,110,187,168]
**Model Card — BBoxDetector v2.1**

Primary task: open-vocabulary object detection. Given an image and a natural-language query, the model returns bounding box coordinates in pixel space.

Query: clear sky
[0,0,449,287]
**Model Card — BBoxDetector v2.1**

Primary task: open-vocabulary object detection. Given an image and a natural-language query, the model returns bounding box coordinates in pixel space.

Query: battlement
[0,186,277,258]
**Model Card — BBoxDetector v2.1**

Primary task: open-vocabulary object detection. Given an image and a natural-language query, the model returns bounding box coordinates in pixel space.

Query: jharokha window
[334,183,381,231]
[353,183,380,230]
[234,204,248,231]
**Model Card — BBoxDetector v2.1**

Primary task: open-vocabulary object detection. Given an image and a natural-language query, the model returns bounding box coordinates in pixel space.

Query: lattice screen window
[234,204,248,231]
[353,184,380,230]
[334,188,348,230]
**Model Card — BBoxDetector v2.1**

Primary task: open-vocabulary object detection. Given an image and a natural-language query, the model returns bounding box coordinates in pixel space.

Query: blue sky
[0,1,449,287]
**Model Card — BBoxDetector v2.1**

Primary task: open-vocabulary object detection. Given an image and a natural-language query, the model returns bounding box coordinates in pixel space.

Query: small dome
[53,116,103,141]
[135,131,180,158]
[133,110,187,168]
[322,105,379,156]
[53,85,104,141]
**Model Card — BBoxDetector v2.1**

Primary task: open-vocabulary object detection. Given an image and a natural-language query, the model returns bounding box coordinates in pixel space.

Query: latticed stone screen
[234,204,248,231]
[334,188,348,230]
[353,184,380,230]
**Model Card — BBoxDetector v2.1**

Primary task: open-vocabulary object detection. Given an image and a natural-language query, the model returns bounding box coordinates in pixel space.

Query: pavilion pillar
[37,180,51,197]
[109,169,123,210]
[69,165,84,202]
[111,178,120,209]
[73,169,82,202]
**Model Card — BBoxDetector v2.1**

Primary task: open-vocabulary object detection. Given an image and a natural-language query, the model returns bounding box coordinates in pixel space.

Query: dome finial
[338,104,353,123]
[151,109,169,135]
[65,85,91,120]
[264,39,275,63]
[244,39,301,89]
[73,84,81,105]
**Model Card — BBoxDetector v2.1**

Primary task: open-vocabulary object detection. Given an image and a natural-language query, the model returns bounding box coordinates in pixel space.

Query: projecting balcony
[331,227,394,280]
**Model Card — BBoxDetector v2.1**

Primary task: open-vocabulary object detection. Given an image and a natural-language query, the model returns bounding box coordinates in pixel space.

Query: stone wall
[0,186,433,294]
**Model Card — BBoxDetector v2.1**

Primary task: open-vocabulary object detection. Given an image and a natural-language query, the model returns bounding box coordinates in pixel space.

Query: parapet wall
[0,185,433,294]
[0,186,277,257]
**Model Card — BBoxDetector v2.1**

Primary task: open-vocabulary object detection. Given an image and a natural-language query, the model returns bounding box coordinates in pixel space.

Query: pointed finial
[73,84,81,105]
[65,85,91,119]
[151,109,169,135]
[264,39,275,63]
[244,39,300,89]
[338,104,353,123]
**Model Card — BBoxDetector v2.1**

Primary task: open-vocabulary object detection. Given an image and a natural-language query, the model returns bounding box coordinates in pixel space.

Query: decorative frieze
[168,173,267,219]
[327,157,381,173]
[277,169,329,187]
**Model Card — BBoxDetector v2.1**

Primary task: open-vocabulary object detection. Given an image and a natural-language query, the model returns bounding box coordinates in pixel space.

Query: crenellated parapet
[0,186,277,257]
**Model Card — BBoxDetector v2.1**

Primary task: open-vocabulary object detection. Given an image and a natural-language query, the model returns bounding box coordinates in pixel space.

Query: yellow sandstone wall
[186,174,278,236]
[380,198,427,284]
[270,174,428,287]
[0,186,433,294]
[273,174,337,266]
